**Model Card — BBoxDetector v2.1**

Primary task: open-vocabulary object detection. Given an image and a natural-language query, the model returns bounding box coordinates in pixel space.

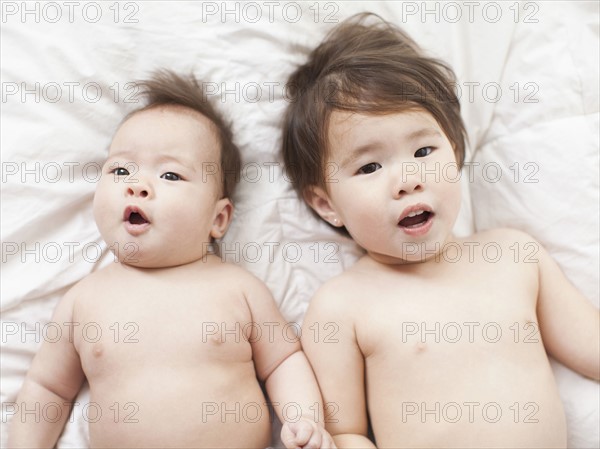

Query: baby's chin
[108,244,209,269]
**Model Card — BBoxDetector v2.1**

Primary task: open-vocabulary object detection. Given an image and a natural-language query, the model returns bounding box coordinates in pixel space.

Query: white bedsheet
[1,1,598,447]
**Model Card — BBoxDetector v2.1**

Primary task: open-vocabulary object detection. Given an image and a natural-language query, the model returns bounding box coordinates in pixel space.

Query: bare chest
[356,257,540,360]
[73,280,253,380]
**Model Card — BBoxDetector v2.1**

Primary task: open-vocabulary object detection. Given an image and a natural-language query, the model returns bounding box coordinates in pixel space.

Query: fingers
[302,428,338,449]
[280,422,300,449]
[281,419,337,449]
[294,420,315,445]
[281,420,314,448]
[302,431,322,449]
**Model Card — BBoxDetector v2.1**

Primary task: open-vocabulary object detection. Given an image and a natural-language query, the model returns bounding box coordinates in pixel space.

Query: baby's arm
[243,275,335,448]
[8,288,85,448]
[301,283,376,448]
[533,235,600,380]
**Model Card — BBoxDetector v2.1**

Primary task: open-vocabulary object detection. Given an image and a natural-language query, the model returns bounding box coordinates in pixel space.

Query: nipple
[209,334,223,345]
[415,342,427,353]
[92,343,104,357]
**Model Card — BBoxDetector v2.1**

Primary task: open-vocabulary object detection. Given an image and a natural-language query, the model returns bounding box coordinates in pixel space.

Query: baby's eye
[111,167,130,176]
[357,162,382,175]
[161,172,182,181]
[414,147,434,158]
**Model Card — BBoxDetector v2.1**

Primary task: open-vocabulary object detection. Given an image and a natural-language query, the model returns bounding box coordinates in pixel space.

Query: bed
[1,1,598,447]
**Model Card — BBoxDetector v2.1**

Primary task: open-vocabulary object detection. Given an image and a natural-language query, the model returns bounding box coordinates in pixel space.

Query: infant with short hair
[9,70,335,449]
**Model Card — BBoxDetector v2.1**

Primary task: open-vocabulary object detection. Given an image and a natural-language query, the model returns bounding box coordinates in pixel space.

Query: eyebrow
[155,154,190,166]
[107,152,195,170]
[338,127,443,169]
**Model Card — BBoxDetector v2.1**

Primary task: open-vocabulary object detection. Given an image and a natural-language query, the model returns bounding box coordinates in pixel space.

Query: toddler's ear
[210,198,233,239]
[304,186,344,227]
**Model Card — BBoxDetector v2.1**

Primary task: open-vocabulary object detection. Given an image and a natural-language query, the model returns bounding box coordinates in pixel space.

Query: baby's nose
[127,185,149,198]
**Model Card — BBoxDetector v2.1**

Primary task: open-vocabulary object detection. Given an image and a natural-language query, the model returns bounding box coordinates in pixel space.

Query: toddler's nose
[394,164,423,198]
[397,180,423,196]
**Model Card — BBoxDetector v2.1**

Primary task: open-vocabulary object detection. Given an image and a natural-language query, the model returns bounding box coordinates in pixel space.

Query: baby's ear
[210,198,233,239]
[303,186,344,227]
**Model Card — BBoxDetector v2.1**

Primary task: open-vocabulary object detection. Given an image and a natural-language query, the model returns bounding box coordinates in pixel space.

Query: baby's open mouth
[128,212,149,225]
[398,210,433,228]
[124,206,150,225]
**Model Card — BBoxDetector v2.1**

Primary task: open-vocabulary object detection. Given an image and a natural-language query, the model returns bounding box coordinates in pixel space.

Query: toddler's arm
[8,289,85,448]
[300,284,376,448]
[534,236,600,380]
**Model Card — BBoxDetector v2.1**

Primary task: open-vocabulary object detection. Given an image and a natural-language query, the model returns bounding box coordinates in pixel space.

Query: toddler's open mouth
[397,205,434,236]
[398,210,432,228]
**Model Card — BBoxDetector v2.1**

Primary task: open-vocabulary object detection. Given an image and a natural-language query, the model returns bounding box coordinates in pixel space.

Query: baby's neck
[115,253,223,273]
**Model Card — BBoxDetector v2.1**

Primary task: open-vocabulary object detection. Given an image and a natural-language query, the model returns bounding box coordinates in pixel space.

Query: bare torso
[72,259,271,448]
[327,230,566,448]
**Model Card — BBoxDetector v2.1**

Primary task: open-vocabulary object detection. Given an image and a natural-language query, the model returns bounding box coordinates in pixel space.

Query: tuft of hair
[282,12,467,201]
[131,69,241,200]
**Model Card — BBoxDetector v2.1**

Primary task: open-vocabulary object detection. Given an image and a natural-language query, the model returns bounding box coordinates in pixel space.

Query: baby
[281,13,600,449]
[8,70,335,449]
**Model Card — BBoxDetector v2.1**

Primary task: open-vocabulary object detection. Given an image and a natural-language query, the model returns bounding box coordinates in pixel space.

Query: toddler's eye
[357,162,382,175]
[161,172,182,181]
[415,147,434,158]
[111,167,130,176]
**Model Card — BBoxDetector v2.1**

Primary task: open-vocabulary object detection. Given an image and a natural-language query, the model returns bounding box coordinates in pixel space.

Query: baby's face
[93,106,231,268]
[315,109,462,264]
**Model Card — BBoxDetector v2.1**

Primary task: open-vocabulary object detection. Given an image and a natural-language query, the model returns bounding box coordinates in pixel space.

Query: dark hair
[282,13,466,199]
[131,70,240,199]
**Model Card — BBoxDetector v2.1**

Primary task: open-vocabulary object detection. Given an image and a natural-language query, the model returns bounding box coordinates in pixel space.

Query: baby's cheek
[92,190,109,229]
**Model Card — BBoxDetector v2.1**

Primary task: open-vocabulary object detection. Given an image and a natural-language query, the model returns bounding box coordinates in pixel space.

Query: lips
[398,210,431,227]
[397,204,434,236]
[123,206,150,236]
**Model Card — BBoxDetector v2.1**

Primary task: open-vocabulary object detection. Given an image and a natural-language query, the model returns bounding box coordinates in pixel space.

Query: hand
[281,418,337,449]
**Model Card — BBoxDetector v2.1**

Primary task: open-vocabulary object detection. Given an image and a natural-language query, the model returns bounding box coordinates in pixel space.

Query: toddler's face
[93,106,231,268]
[311,109,462,264]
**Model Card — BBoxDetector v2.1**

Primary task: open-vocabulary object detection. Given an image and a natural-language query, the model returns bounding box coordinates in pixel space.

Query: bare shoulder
[465,227,540,246]
[460,227,548,267]
[63,265,111,301]
[307,262,369,321]
[202,257,263,284]
[50,268,109,320]
[218,262,270,292]
[200,259,279,307]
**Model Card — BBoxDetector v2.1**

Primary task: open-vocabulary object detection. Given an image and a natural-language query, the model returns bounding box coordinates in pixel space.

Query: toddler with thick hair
[282,13,599,448]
